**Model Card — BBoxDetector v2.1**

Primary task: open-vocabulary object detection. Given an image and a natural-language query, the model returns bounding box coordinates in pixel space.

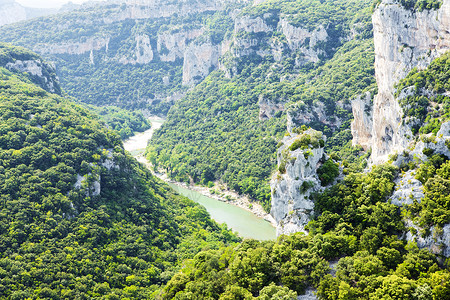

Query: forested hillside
[0,45,239,298]
[149,0,376,210]
[1,0,450,299]
[161,163,450,298]
[158,54,450,298]
[0,0,243,114]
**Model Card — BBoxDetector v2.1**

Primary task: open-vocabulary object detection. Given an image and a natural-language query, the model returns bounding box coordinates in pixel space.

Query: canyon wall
[367,0,450,163]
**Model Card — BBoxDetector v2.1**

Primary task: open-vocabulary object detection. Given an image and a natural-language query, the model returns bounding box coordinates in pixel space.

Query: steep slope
[0,0,242,113]
[0,45,238,298]
[361,0,450,163]
[149,0,376,211]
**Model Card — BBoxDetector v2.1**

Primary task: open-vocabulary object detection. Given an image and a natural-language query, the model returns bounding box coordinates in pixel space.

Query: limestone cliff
[34,37,111,56]
[102,0,225,24]
[157,28,204,62]
[183,40,231,86]
[230,13,329,66]
[270,129,326,236]
[279,18,328,64]
[1,44,61,94]
[351,92,373,150]
[368,0,450,163]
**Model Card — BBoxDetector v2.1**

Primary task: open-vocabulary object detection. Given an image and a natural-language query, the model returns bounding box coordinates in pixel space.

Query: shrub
[317,159,339,186]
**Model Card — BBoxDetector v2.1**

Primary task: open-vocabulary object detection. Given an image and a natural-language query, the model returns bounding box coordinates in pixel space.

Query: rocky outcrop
[182,39,231,86]
[182,42,220,86]
[235,15,274,33]
[5,59,60,94]
[102,0,224,24]
[119,34,154,64]
[390,169,424,206]
[279,18,328,64]
[351,92,373,150]
[270,129,325,236]
[230,14,330,67]
[157,28,204,62]
[388,122,450,257]
[135,34,154,64]
[405,221,450,257]
[287,101,344,133]
[34,37,110,55]
[258,96,285,120]
[370,0,450,163]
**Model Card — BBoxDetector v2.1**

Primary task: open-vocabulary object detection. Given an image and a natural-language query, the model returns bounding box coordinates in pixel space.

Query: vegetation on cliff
[0,46,239,298]
[149,0,375,210]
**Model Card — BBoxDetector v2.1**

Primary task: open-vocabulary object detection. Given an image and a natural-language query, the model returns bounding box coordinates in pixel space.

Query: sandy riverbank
[134,154,277,227]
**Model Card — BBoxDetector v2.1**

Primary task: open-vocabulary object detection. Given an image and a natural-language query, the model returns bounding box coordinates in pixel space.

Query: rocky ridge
[362,0,450,163]
[270,129,326,236]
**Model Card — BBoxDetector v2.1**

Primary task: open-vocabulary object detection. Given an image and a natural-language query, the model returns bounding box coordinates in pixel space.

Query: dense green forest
[149,0,375,210]
[1,0,450,299]
[161,163,450,299]
[0,1,245,113]
[87,105,151,140]
[0,46,239,298]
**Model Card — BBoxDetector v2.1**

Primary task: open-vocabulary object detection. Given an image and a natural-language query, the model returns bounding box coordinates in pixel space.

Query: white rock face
[102,0,224,24]
[287,101,342,133]
[388,122,450,257]
[235,15,274,33]
[405,221,450,257]
[390,170,424,206]
[157,28,204,62]
[74,173,101,196]
[6,60,43,77]
[270,130,325,236]
[258,95,285,120]
[351,92,373,150]
[5,59,60,93]
[182,39,231,86]
[409,121,450,161]
[135,34,154,64]
[370,0,450,163]
[280,19,328,64]
[297,288,317,300]
[34,37,110,55]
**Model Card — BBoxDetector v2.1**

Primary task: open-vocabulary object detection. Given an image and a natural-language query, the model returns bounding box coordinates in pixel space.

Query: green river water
[123,118,276,241]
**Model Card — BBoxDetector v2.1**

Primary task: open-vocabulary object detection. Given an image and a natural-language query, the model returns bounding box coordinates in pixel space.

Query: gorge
[0,0,449,298]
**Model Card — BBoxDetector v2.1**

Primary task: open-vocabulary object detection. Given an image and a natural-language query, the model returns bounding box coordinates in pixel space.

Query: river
[123,117,276,241]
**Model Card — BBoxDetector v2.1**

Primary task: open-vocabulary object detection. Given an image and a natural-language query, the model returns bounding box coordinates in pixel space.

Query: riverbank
[124,116,276,230]
[134,153,277,228]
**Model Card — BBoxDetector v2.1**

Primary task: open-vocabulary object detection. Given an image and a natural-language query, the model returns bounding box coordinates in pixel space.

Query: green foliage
[150,2,376,209]
[0,58,239,298]
[0,43,61,94]
[289,131,324,151]
[87,105,151,139]
[162,234,330,299]
[398,0,442,11]
[311,164,401,238]
[0,4,224,112]
[317,159,340,186]
[149,70,287,212]
[396,52,450,135]
[410,158,450,228]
